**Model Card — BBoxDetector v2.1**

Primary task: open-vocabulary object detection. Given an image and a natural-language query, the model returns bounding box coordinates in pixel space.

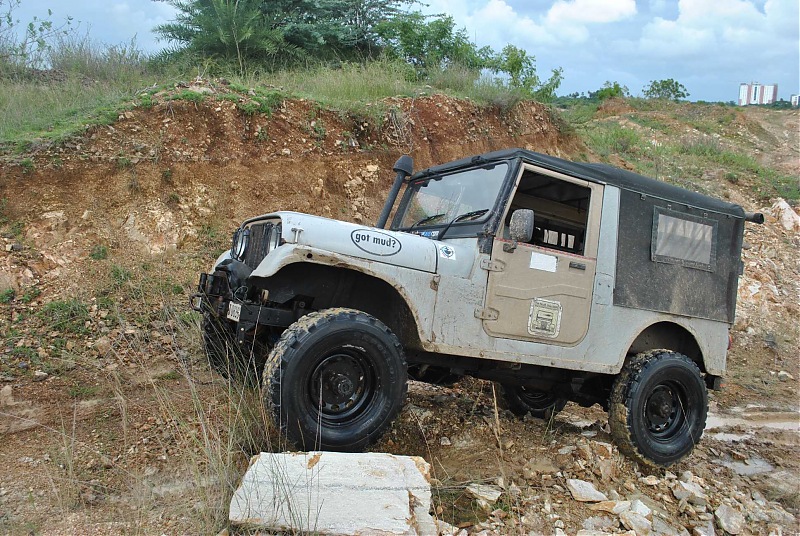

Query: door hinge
[474,307,499,320]
[480,258,505,272]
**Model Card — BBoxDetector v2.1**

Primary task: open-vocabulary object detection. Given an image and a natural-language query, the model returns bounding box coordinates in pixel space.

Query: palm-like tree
[155,0,299,74]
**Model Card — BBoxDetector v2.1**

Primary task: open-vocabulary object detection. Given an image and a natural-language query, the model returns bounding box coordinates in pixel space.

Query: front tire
[609,350,707,466]
[264,308,408,452]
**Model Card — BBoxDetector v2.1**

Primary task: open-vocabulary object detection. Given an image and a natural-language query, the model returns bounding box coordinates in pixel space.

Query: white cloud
[545,0,637,25]
[638,16,716,57]
[425,0,636,46]
[636,0,798,62]
[466,0,557,45]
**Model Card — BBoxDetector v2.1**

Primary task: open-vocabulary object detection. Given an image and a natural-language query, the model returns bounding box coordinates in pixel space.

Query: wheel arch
[626,321,705,372]
[252,261,424,351]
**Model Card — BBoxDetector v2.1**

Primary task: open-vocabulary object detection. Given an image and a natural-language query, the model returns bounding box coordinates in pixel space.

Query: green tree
[376,12,490,75]
[155,0,413,70]
[642,78,689,101]
[155,0,297,73]
[592,81,629,100]
[486,45,563,102]
[272,0,410,59]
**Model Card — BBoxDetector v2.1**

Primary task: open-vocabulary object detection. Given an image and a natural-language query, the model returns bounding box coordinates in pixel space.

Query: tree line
[152,0,564,101]
[1,0,697,104]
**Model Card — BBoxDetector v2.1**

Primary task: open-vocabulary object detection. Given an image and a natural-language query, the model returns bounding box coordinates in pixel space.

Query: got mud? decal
[351,229,402,256]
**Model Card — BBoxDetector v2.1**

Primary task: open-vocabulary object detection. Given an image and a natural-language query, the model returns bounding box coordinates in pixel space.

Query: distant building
[738,82,778,106]
[791,94,799,107]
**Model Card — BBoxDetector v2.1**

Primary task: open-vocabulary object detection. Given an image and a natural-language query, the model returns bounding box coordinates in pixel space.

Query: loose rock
[620,510,652,535]
[673,480,709,506]
[567,479,608,502]
[714,504,745,535]
[589,500,631,515]
[466,483,503,505]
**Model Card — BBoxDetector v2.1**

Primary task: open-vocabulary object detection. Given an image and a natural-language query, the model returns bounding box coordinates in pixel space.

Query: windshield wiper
[437,208,489,240]
[410,213,446,229]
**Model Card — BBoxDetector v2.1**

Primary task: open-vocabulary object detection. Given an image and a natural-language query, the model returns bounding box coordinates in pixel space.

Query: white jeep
[193,149,763,466]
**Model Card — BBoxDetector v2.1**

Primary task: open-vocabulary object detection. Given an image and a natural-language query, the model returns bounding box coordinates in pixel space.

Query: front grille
[243,222,274,269]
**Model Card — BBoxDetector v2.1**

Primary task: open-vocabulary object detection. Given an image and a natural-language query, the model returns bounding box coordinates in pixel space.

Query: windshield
[397,163,509,230]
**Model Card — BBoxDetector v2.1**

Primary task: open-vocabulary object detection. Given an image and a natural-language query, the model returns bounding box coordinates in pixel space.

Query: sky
[10,0,800,102]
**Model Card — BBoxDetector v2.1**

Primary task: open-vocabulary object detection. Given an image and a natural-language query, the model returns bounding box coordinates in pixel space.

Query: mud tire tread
[609,349,707,467]
[263,308,408,452]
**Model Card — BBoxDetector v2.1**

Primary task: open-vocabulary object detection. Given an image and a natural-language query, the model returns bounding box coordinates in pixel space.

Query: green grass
[39,299,91,335]
[583,122,644,158]
[68,385,100,399]
[264,60,416,109]
[169,89,207,103]
[559,101,599,126]
[675,139,799,201]
[0,76,139,150]
[111,265,132,285]
[90,245,109,260]
[19,287,41,303]
[627,115,670,132]
[10,346,36,359]
[0,288,15,303]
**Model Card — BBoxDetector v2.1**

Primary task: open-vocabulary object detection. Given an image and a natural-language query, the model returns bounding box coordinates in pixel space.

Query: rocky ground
[0,83,797,535]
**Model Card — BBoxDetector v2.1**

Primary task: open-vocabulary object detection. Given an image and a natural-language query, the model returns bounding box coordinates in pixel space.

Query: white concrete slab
[229,451,436,535]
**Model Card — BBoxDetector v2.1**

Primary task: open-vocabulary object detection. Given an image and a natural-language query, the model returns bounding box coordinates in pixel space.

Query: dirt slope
[0,86,798,535]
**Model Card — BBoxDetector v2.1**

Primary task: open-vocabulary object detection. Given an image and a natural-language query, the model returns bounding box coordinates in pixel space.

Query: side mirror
[504,209,534,253]
[509,209,534,243]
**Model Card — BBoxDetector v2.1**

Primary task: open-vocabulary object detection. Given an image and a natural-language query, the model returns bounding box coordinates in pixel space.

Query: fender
[249,244,438,346]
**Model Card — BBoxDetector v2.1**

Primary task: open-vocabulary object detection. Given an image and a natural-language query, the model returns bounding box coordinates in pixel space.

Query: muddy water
[706,407,799,433]
[705,405,799,445]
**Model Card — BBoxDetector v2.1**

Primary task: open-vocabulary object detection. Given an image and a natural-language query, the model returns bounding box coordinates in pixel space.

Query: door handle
[569,261,586,270]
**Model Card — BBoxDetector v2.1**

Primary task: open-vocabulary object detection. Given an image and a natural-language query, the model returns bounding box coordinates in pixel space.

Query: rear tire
[609,350,707,467]
[500,384,567,420]
[264,308,408,452]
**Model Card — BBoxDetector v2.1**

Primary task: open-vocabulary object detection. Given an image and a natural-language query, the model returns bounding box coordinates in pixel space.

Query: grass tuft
[39,299,90,334]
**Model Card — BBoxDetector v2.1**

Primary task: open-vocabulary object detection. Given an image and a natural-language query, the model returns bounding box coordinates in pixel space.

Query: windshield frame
[390,161,515,239]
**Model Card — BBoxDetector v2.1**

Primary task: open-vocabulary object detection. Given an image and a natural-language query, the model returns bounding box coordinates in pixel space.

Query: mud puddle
[705,405,799,445]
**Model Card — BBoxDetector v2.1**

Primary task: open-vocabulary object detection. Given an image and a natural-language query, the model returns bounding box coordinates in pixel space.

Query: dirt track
[0,88,798,534]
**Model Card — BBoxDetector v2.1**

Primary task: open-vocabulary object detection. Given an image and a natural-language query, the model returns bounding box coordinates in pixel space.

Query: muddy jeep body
[195,148,762,465]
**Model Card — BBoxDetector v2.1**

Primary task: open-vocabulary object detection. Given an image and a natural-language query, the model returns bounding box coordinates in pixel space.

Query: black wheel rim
[518,387,558,409]
[644,382,686,440]
[309,349,377,425]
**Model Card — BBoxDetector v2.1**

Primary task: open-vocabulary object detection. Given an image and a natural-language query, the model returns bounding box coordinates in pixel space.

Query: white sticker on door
[528,298,562,338]
[530,251,557,272]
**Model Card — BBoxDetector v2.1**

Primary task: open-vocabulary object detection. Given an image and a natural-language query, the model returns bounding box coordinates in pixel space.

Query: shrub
[90,245,108,260]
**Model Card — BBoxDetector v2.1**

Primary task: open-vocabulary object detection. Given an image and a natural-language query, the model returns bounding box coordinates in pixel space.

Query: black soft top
[413,148,745,218]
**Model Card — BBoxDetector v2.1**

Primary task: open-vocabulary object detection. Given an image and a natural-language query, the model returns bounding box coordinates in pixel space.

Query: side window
[651,207,717,271]
[505,171,592,255]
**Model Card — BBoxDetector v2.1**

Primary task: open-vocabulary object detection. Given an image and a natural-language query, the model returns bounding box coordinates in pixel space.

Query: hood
[267,211,440,273]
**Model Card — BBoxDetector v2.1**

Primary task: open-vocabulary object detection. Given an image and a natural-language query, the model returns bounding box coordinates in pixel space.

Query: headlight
[231,227,249,260]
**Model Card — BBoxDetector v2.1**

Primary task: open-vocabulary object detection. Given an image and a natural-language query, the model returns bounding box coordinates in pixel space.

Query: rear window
[651,208,717,271]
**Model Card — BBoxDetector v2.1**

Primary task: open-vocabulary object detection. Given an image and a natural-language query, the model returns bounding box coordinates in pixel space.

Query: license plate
[227,302,242,322]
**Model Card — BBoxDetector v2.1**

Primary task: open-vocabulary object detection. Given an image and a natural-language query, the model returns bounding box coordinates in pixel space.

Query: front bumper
[191,272,306,344]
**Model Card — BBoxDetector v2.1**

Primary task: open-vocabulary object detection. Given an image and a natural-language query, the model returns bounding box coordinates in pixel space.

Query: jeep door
[482,166,603,345]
